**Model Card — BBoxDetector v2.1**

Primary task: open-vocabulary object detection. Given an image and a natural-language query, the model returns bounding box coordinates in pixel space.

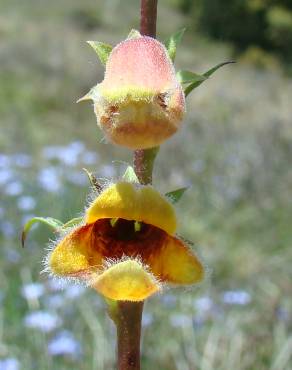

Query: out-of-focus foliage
[176,0,292,64]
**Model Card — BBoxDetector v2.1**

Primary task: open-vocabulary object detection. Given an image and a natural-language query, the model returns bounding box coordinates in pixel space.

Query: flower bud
[86,35,185,149]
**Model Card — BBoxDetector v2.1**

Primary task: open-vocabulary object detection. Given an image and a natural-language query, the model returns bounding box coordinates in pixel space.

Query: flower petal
[147,235,204,284]
[101,36,180,98]
[91,259,160,301]
[49,224,103,277]
[86,182,177,235]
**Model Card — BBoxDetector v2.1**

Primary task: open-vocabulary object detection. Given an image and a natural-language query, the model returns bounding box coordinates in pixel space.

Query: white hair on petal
[87,254,163,290]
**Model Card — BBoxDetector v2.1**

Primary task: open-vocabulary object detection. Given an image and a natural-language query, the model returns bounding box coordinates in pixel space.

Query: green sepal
[127,29,141,39]
[83,168,102,192]
[77,86,99,103]
[86,41,113,66]
[165,28,186,61]
[122,165,139,183]
[176,70,207,85]
[165,187,188,204]
[21,217,63,247]
[61,217,83,230]
[184,61,235,97]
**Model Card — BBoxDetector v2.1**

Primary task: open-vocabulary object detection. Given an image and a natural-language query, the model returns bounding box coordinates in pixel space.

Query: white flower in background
[92,296,103,309]
[5,181,23,196]
[142,313,153,327]
[222,290,251,305]
[160,294,177,307]
[21,283,45,301]
[82,151,98,165]
[42,141,85,166]
[99,164,116,178]
[58,147,79,167]
[170,313,192,328]
[67,141,85,155]
[194,296,213,313]
[42,146,61,160]
[12,153,32,168]
[37,167,61,193]
[0,154,10,168]
[5,250,20,264]
[0,358,20,370]
[44,294,66,309]
[48,331,82,359]
[65,171,87,186]
[24,311,62,333]
[17,196,36,211]
[0,221,15,238]
[0,169,14,185]
[65,284,86,299]
[47,278,66,292]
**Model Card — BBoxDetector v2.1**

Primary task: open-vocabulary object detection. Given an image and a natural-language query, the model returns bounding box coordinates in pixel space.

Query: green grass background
[0,0,291,369]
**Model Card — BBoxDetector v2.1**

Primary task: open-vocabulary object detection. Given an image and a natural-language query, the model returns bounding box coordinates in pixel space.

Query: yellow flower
[82,34,185,149]
[48,182,203,301]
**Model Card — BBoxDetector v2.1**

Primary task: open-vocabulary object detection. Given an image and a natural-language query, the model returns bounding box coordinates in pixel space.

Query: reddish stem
[116,302,144,370]
[140,0,158,37]
[133,147,159,185]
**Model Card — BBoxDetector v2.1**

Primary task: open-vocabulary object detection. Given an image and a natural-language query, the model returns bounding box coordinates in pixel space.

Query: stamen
[134,221,141,232]
[110,218,119,227]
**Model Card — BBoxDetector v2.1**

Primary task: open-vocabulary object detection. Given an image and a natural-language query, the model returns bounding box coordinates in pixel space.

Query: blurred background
[0,0,291,369]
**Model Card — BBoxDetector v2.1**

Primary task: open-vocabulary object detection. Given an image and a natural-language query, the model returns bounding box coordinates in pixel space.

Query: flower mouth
[50,216,203,286]
[91,218,167,260]
[103,218,156,242]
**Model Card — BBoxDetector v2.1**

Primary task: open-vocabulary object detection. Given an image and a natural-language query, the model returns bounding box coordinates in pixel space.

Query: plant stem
[116,302,144,370]
[114,2,159,370]
[134,0,159,185]
[140,0,158,37]
[133,147,159,185]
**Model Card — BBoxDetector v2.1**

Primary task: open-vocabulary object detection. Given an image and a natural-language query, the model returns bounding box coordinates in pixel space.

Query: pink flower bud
[87,35,185,149]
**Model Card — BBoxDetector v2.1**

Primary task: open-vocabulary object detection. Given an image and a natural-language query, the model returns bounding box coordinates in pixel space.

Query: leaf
[127,29,141,39]
[165,28,186,61]
[203,61,235,78]
[165,187,188,204]
[176,70,207,85]
[77,87,99,103]
[122,165,139,183]
[61,217,83,230]
[83,168,102,192]
[86,41,113,66]
[184,61,235,97]
[21,217,63,247]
